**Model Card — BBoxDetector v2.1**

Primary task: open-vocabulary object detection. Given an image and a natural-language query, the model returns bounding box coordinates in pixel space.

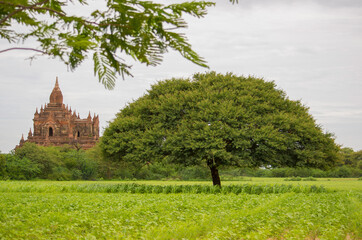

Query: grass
[0,178,361,239]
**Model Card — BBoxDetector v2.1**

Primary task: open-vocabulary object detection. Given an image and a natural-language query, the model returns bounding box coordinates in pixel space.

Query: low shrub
[302,176,317,181]
[284,177,302,181]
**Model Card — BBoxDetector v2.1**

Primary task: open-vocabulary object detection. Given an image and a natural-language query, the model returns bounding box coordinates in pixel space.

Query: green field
[0,179,361,239]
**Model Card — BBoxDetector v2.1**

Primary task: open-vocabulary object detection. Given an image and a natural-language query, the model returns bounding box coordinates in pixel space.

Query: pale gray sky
[1,0,361,153]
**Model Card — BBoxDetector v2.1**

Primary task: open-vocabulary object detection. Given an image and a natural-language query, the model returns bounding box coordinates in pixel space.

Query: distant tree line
[0,143,99,180]
[0,143,360,180]
[220,147,362,179]
[0,142,211,181]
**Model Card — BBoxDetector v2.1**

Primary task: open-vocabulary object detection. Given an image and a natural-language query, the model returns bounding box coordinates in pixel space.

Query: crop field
[0,179,361,239]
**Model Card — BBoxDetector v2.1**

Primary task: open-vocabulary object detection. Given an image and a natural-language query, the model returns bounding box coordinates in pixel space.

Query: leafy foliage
[0,142,217,180]
[0,0,215,89]
[0,142,99,180]
[340,147,362,169]
[3,155,40,180]
[15,142,61,178]
[101,72,340,185]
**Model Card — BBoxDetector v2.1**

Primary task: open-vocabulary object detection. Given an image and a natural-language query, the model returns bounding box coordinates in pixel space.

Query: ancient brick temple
[18,78,99,149]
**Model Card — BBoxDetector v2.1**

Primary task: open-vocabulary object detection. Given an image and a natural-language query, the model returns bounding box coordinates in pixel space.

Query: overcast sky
[0,0,361,153]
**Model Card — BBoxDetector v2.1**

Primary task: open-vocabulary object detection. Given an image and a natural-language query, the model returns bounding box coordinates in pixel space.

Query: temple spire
[50,77,63,105]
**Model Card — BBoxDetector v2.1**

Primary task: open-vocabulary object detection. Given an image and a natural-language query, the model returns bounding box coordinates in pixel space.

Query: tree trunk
[209,165,221,186]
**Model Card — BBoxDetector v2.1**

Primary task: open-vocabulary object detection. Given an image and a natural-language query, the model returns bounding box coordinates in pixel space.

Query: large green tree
[101,72,340,185]
[0,0,221,89]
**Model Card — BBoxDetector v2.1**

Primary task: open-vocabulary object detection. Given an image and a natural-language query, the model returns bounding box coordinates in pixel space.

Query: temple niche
[18,78,99,150]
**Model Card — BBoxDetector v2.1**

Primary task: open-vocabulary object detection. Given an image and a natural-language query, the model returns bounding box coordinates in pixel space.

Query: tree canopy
[0,0,218,89]
[101,72,340,185]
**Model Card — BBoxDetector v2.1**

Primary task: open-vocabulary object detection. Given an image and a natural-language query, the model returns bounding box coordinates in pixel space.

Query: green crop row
[0,191,360,239]
[0,182,329,194]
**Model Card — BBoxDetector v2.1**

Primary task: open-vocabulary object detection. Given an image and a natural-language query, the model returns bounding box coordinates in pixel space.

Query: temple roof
[49,77,63,105]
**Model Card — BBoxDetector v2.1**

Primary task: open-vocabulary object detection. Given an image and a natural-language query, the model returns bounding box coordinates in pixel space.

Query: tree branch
[0,8,26,25]
[0,0,49,8]
[0,0,66,25]
[0,47,47,54]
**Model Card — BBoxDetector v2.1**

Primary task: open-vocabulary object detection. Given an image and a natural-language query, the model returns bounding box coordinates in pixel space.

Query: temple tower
[17,78,99,149]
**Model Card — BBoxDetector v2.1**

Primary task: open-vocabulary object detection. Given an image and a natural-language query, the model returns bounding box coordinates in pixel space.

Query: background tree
[101,72,340,186]
[15,142,61,178]
[356,151,362,170]
[4,154,41,180]
[0,152,6,178]
[339,147,354,166]
[11,142,99,180]
[340,147,362,169]
[0,0,218,89]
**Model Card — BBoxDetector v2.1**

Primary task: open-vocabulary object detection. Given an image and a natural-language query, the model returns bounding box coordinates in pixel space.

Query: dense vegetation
[0,180,361,239]
[0,143,361,180]
[0,142,211,181]
[0,143,99,180]
[101,72,340,185]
